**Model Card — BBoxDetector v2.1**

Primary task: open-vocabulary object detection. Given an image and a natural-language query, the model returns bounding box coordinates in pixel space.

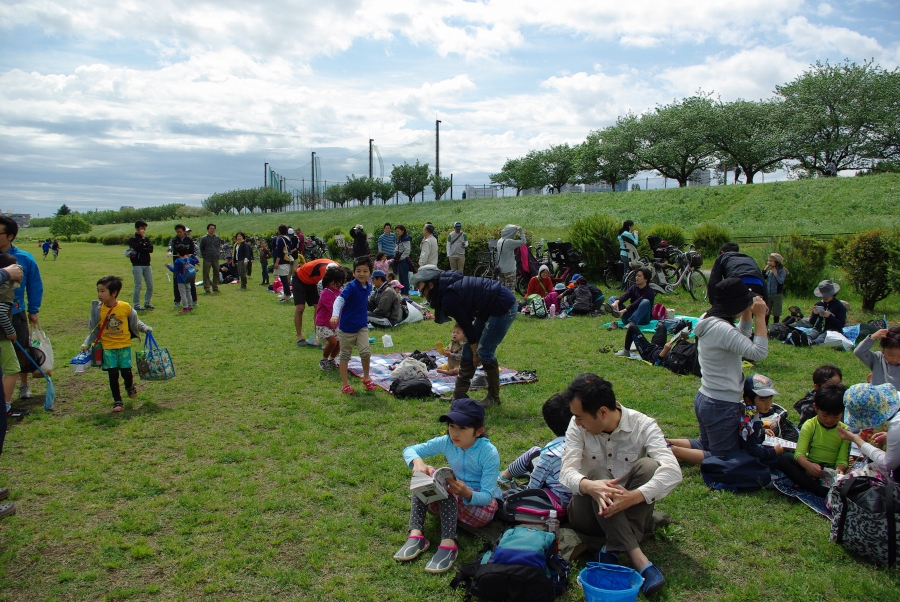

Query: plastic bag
[135,332,176,381]
[30,326,54,376]
[823,330,854,351]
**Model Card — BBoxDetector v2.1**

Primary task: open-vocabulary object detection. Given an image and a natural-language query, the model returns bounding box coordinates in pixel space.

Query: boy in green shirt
[776,383,849,497]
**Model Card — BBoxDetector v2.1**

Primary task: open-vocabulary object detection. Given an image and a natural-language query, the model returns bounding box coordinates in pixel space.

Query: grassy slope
[24,174,900,242]
[1,244,900,601]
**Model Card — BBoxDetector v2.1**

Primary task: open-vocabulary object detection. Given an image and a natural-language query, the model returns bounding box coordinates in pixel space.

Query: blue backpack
[449,526,569,601]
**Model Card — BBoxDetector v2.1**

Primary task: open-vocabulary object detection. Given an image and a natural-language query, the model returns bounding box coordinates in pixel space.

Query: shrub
[645,224,687,249]
[567,214,621,278]
[691,223,730,259]
[87,235,98,243]
[834,228,894,312]
[100,234,128,246]
[775,234,828,295]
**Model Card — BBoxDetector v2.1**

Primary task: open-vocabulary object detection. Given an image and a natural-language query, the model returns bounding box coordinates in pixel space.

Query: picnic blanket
[602,315,700,335]
[347,349,538,395]
[770,470,832,519]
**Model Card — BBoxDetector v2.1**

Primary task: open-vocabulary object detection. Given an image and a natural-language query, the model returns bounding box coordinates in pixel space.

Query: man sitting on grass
[560,373,682,596]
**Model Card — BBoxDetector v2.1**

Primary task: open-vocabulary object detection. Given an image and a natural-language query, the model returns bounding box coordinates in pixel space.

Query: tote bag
[135,332,176,381]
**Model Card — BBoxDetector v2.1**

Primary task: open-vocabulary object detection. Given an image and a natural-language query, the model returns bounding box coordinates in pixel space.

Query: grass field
[1,243,900,601]
[23,174,900,243]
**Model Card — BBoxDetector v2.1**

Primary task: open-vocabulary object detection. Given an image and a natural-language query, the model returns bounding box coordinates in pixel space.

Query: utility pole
[311,152,316,199]
[450,174,453,200]
[435,119,441,200]
[264,162,268,188]
[369,139,374,205]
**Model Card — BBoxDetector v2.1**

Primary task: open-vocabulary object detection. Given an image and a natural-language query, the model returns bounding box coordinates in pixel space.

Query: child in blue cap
[395,398,501,574]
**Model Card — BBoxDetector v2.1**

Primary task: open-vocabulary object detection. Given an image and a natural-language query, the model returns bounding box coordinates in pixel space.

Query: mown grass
[1,243,900,601]
[24,173,900,242]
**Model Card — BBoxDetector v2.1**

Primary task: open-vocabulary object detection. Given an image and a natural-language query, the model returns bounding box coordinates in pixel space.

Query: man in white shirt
[419,223,438,267]
[560,373,682,596]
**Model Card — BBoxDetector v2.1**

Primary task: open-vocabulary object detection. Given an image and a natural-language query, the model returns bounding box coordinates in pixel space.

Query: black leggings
[107,368,134,402]
[777,453,829,497]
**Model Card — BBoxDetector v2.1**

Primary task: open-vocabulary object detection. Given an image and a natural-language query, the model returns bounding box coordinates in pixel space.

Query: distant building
[120,206,135,211]
[688,169,711,186]
[2,213,31,228]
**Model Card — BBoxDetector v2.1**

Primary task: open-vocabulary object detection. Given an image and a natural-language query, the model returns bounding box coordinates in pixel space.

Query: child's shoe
[127,386,138,399]
[424,545,458,574]
[614,349,631,357]
[341,384,355,395]
[319,358,332,371]
[393,535,429,562]
[112,401,124,413]
[178,308,191,313]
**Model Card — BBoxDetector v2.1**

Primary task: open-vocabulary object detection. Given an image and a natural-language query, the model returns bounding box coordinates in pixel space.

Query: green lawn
[23,173,900,242]
[1,243,899,601]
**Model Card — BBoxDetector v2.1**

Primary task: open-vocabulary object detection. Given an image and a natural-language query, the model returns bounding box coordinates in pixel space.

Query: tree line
[490,60,900,193]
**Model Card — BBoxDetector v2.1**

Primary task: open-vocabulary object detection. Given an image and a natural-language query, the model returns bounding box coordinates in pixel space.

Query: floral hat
[843,383,900,429]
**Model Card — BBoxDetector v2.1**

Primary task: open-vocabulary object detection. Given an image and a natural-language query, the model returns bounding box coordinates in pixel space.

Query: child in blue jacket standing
[330,256,377,394]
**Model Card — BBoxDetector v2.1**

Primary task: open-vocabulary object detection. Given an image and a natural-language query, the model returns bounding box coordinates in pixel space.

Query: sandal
[341,384,356,395]
[127,386,138,399]
[363,379,378,392]
[393,535,430,562]
[424,545,458,574]
[112,401,124,413]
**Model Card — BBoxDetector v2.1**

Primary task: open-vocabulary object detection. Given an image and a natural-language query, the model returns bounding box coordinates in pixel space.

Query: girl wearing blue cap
[395,398,501,574]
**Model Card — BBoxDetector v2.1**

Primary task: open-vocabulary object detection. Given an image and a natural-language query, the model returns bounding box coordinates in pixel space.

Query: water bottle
[549,304,556,318]
[546,509,560,536]
[382,334,394,348]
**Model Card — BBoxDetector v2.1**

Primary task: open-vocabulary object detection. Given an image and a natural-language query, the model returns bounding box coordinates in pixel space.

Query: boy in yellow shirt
[83,275,152,412]
[776,383,849,497]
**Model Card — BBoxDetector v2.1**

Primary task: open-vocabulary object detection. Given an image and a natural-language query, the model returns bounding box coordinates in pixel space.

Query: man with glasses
[0,216,43,401]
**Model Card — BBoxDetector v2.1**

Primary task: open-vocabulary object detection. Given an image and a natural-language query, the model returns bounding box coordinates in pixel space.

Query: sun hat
[814,279,840,298]
[712,278,756,316]
[744,374,779,398]
[843,383,900,430]
[372,270,386,280]
[554,283,566,291]
[389,280,404,289]
[439,398,484,427]
[410,265,441,286]
[768,253,784,265]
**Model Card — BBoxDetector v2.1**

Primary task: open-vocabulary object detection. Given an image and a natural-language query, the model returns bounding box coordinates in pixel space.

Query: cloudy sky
[2,1,899,216]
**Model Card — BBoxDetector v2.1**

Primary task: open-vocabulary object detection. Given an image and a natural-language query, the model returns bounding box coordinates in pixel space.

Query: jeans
[809,329,828,345]
[460,299,518,364]
[777,453,829,497]
[623,298,651,326]
[692,391,743,456]
[398,259,410,294]
[131,265,153,306]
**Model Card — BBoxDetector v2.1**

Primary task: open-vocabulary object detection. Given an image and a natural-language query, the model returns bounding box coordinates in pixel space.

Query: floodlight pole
[264,162,268,187]
[369,138,374,205]
[435,120,441,200]
[311,152,316,198]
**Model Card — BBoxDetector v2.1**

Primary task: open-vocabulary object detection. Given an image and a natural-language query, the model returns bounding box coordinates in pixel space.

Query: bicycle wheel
[623,270,637,291]
[516,275,528,297]
[688,269,708,301]
[472,265,490,279]
[604,269,618,289]
[662,264,678,285]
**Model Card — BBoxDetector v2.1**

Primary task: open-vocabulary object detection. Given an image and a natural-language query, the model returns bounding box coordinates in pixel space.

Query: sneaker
[18,386,32,400]
[127,385,138,399]
[144,303,155,309]
[497,474,514,491]
[393,536,429,562]
[134,305,145,311]
[112,401,124,413]
[178,308,191,314]
[597,547,619,564]
[640,563,666,596]
[424,545,458,574]
[614,349,631,357]
[319,358,332,371]
[297,339,308,347]
[192,301,199,307]
[173,302,181,309]
[479,395,501,408]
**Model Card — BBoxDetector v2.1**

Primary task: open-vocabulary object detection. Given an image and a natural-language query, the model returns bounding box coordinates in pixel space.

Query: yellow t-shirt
[99,302,132,350]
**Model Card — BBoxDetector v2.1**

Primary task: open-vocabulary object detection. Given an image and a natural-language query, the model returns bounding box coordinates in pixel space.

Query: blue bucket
[578,563,642,602]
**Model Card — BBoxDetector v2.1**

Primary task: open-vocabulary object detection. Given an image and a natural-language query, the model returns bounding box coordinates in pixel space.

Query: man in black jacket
[168,224,197,308]
[127,220,154,310]
[706,242,766,305]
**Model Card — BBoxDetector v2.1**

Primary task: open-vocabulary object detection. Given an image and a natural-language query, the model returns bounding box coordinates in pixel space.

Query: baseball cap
[288,228,295,235]
[372,269,386,279]
[744,374,779,398]
[454,221,462,228]
[439,398,484,427]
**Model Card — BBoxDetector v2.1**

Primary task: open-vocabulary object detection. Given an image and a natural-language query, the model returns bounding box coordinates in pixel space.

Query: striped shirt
[377,232,397,256]
[528,436,571,506]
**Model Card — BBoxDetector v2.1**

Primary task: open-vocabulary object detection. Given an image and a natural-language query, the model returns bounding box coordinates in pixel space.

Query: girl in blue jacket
[395,398,501,574]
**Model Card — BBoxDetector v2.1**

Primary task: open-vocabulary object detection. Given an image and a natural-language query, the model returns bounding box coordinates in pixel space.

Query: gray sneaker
[134,305,144,311]
[18,385,32,400]
[614,349,631,357]
[393,536,429,562]
[424,545,458,573]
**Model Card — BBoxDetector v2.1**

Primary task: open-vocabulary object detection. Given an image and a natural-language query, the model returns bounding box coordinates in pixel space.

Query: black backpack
[449,528,569,602]
[768,322,791,342]
[409,350,438,371]
[389,375,434,398]
[668,340,701,377]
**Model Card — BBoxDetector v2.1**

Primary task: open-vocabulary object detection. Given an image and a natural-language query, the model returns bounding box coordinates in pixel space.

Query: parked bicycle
[472,248,499,280]
[303,235,332,261]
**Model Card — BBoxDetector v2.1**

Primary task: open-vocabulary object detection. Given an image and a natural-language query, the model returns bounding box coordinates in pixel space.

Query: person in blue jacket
[411,265,517,407]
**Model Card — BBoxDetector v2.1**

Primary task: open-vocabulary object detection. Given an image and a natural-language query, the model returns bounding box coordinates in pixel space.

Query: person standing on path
[419,224,439,268]
[0,216,43,402]
[127,220,154,310]
[168,224,197,308]
[198,223,222,294]
[446,221,468,272]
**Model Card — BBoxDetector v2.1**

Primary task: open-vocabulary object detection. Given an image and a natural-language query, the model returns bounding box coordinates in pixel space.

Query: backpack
[668,340,701,377]
[449,527,569,602]
[571,287,592,313]
[768,322,791,342]
[526,294,548,319]
[389,375,434,398]
[651,303,667,321]
[498,488,566,525]
[409,350,438,371]
[185,263,197,277]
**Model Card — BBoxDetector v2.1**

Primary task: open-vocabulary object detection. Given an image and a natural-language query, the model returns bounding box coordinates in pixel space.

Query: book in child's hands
[410,467,456,504]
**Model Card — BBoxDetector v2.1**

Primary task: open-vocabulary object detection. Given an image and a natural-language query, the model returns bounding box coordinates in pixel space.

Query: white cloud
[783,16,892,63]
[817,3,834,17]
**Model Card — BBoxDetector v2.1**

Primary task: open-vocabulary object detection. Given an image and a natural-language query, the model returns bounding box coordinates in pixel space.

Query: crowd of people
[1,214,898,595]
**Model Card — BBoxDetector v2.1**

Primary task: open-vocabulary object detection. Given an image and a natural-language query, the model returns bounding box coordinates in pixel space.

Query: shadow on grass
[78,400,172,427]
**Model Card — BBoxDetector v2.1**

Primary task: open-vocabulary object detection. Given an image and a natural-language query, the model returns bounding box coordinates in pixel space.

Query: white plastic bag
[30,326,54,375]
[823,330,853,351]
[390,358,428,380]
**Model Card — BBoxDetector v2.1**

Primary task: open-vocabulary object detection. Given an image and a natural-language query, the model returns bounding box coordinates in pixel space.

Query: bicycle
[303,235,332,261]
[515,241,586,295]
[472,249,499,280]
[664,245,707,300]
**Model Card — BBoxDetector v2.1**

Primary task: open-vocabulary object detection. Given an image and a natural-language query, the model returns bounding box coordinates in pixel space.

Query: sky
[1,0,899,216]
